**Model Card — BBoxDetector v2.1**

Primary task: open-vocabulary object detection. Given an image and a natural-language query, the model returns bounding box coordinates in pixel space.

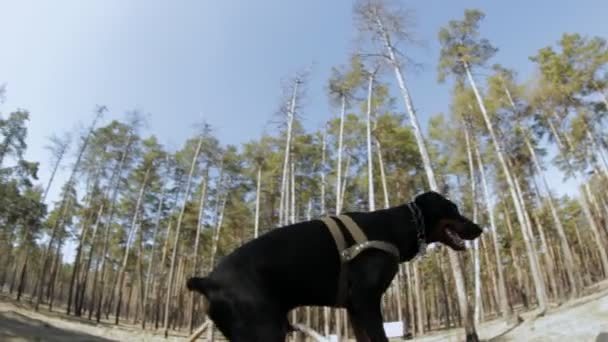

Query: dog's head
[414,191,482,251]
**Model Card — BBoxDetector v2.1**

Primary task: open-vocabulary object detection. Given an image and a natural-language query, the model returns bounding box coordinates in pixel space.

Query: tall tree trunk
[473,143,511,319]
[95,133,134,322]
[335,95,346,215]
[523,133,580,297]
[254,167,262,238]
[189,175,208,333]
[115,168,150,324]
[581,184,608,276]
[206,194,228,342]
[34,109,103,311]
[163,135,204,337]
[375,139,390,210]
[321,129,327,215]
[464,61,548,314]
[365,72,375,212]
[141,185,166,329]
[463,125,483,325]
[279,79,300,226]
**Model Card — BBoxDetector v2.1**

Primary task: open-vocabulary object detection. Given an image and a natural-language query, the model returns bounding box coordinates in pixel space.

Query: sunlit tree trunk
[365,72,375,211]
[473,142,511,319]
[463,124,483,324]
[464,61,548,313]
[279,79,300,226]
[522,133,580,297]
[373,11,477,338]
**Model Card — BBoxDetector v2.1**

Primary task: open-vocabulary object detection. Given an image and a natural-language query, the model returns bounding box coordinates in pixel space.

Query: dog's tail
[186,276,218,298]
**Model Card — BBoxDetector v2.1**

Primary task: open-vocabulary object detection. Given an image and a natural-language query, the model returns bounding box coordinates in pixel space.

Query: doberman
[187,191,483,341]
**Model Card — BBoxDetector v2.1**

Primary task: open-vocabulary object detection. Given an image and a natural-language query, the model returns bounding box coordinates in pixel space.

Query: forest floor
[1,282,608,341]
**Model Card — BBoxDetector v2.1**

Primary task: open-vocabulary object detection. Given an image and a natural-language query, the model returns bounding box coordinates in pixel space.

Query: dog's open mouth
[445,228,466,251]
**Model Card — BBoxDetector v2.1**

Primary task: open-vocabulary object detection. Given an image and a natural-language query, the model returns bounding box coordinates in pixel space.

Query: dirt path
[1,287,608,341]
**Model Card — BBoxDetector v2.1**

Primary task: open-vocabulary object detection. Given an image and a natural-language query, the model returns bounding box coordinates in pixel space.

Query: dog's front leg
[347,309,370,342]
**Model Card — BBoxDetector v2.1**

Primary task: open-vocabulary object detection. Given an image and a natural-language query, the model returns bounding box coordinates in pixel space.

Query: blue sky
[1,0,607,211]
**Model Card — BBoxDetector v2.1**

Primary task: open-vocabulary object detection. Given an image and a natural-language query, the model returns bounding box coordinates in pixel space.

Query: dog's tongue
[446,229,465,248]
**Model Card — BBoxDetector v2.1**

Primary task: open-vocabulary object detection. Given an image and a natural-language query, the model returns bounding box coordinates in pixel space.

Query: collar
[406,200,427,258]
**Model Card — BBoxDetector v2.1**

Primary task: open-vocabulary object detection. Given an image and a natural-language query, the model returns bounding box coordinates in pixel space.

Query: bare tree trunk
[365,73,375,212]
[373,11,477,338]
[189,176,208,333]
[279,79,300,226]
[34,108,104,311]
[254,167,262,238]
[375,139,390,210]
[163,136,204,338]
[336,95,346,215]
[141,185,165,329]
[464,62,548,314]
[581,184,608,276]
[464,125,483,325]
[321,129,327,215]
[206,194,228,342]
[115,168,150,324]
[523,134,580,297]
[473,142,511,319]
[96,133,134,322]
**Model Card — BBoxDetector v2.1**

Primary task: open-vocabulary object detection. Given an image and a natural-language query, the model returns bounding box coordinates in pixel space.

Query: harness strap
[319,216,349,306]
[319,214,400,307]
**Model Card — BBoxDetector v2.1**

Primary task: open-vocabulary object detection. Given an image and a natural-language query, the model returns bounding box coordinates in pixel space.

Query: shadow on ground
[0,311,116,342]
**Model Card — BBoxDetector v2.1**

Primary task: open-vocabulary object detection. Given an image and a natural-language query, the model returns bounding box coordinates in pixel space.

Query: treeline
[0,1,607,341]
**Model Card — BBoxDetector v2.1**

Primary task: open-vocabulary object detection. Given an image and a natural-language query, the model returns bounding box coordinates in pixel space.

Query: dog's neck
[406,200,427,258]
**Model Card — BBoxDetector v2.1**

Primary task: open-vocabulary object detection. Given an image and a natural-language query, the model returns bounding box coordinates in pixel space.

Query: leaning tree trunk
[163,135,204,338]
[522,133,580,297]
[375,12,477,339]
[581,184,608,276]
[115,167,150,324]
[464,61,548,314]
[473,142,511,319]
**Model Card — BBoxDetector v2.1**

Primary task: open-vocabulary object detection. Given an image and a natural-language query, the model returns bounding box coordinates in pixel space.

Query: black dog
[187,191,482,341]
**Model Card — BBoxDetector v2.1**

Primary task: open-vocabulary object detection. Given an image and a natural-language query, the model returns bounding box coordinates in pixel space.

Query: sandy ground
[1,286,608,342]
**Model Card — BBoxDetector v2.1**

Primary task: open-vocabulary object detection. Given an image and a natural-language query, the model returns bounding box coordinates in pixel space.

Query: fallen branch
[187,321,210,342]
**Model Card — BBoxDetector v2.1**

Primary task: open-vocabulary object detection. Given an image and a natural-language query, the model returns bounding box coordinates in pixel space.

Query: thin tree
[163,135,204,338]
[34,106,105,311]
[438,9,548,314]
[355,1,479,339]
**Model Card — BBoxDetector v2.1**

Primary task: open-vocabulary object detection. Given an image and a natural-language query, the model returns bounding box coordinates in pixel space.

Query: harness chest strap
[320,214,400,306]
